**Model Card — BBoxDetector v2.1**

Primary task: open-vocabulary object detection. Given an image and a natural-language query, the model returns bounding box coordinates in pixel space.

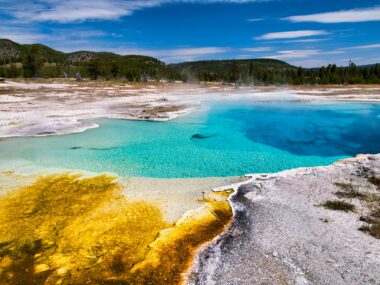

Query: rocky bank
[189,154,380,285]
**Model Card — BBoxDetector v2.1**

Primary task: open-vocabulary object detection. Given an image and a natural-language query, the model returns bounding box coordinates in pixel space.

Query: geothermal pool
[1,101,380,177]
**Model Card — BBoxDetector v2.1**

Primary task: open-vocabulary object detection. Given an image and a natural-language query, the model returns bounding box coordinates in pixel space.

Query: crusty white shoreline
[188,154,380,285]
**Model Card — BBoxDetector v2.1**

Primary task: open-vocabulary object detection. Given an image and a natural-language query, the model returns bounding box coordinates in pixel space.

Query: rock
[191,133,214,139]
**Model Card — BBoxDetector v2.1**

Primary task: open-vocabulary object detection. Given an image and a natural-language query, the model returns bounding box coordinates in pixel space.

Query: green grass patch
[362,223,380,239]
[334,191,365,199]
[359,208,380,239]
[334,182,379,202]
[321,200,355,212]
[334,182,360,199]
[334,182,358,192]
[367,176,380,189]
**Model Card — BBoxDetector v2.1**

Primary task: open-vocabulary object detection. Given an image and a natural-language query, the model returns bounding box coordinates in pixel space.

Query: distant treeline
[0,59,181,82]
[171,60,380,85]
[1,39,380,84]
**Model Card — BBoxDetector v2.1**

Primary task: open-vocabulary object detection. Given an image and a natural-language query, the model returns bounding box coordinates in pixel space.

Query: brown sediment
[0,173,233,285]
[142,105,185,116]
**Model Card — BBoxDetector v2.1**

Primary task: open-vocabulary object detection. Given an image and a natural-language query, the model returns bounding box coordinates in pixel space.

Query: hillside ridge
[1,39,379,84]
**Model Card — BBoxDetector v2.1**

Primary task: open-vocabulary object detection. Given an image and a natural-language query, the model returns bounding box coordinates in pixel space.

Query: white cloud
[283,38,328,43]
[264,49,344,60]
[240,47,272,52]
[266,49,321,59]
[12,1,155,23]
[246,18,264,22]
[0,27,48,43]
[161,47,229,57]
[0,25,112,46]
[48,29,106,39]
[341,43,380,50]
[0,0,271,23]
[255,30,329,40]
[285,6,380,23]
[0,25,111,45]
[111,33,124,38]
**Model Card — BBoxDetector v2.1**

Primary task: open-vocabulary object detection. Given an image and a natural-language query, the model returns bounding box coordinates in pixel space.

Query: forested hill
[1,39,380,84]
[0,39,179,81]
[0,39,65,63]
[0,39,148,63]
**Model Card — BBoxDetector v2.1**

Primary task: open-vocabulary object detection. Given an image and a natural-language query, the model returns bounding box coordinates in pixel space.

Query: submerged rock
[191,133,214,139]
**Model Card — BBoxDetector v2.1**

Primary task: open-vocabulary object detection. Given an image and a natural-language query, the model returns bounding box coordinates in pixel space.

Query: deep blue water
[0,101,379,178]
[227,103,380,157]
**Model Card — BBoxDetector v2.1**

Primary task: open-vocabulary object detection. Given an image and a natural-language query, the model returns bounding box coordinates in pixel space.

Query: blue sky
[0,0,380,66]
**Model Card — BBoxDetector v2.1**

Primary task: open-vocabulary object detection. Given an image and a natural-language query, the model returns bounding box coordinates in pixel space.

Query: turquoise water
[1,101,380,178]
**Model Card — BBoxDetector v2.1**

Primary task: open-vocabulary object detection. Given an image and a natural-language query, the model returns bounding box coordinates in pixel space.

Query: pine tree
[23,46,44,78]
[87,58,101,80]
